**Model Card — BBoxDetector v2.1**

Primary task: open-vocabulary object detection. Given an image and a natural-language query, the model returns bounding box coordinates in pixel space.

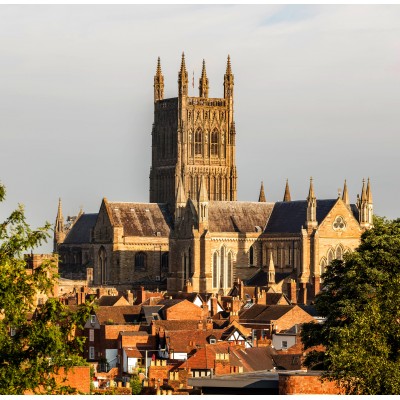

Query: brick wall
[278,373,344,395]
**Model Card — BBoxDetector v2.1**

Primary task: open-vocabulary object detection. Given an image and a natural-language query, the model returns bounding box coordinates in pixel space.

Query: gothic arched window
[195,128,203,156]
[135,252,146,271]
[211,129,219,157]
[320,257,327,276]
[98,246,108,284]
[336,245,343,260]
[327,249,334,265]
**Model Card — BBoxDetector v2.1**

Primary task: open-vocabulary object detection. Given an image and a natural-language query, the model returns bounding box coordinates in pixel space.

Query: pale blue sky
[1,5,399,252]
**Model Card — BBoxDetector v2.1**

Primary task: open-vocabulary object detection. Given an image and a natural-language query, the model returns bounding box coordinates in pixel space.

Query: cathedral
[54,54,374,304]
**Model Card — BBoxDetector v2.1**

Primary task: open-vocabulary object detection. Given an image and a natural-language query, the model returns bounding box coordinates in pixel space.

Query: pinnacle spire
[361,178,367,201]
[283,179,291,202]
[226,54,232,75]
[307,177,315,200]
[57,197,63,220]
[180,52,187,74]
[175,175,187,205]
[366,177,373,203]
[156,57,162,75]
[342,179,349,205]
[258,181,266,202]
[178,52,188,96]
[198,175,209,203]
[154,56,164,101]
[268,252,275,284]
[199,59,209,98]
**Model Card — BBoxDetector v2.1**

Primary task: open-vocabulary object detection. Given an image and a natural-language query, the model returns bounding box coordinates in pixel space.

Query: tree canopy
[301,216,400,395]
[0,184,91,394]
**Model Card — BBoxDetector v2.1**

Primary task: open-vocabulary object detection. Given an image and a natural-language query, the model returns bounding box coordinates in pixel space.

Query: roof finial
[283,179,291,202]
[198,175,209,203]
[258,181,266,202]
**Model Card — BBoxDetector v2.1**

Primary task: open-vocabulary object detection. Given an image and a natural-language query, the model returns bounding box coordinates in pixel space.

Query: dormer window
[90,315,96,324]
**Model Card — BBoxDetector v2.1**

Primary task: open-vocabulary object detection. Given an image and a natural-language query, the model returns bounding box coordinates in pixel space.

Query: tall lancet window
[211,129,219,157]
[195,128,203,155]
[220,247,225,288]
[227,252,233,288]
[213,252,218,288]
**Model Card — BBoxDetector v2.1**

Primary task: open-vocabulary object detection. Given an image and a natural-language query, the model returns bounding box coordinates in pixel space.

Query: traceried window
[211,129,219,157]
[333,216,346,231]
[249,246,254,266]
[195,128,203,155]
[213,248,234,290]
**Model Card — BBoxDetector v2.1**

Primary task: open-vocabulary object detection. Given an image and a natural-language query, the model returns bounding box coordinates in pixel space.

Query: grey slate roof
[63,213,98,244]
[208,201,274,233]
[107,202,173,237]
[245,269,293,286]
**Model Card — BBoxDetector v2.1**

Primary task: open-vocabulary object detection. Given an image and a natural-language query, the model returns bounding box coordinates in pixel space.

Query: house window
[135,252,146,271]
[89,346,95,360]
[89,329,94,342]
[90,315,96,324]
[209,338,217,344]
[10,327,16,337]
[282,340,288,350]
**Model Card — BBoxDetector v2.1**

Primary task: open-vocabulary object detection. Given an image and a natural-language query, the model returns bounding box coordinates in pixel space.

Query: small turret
[283,179,291,202]
[154,57,164,102]
[178,52,188,97]
[199,59,209,98]
[258,181,266,202]
[305,177,317,229]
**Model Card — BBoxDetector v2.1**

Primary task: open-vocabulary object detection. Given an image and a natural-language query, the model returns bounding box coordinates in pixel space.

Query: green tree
[130,374,143,395]
[301,216,400,394]
[0,184,91,394]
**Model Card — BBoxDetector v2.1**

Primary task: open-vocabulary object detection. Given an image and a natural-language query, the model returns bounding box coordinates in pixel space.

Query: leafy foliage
[301,216,400,394]
[0,184,91,394]
[130,374,143,395]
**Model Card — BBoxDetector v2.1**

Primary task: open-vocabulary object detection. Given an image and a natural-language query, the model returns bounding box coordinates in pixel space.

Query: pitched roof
[95,305,141,324]
[106,202,172,237]
[152,320,203,331]
[165,329,224,353]
[253,305,296,322]
[63,213,98,244]
[208,201,274,233]
[184,342,232,370]
[96,295,130,307]
[264,199,359,233]
[231,347,275,371]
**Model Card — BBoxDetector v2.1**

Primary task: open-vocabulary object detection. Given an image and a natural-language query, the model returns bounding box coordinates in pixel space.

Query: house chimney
[287,279,297,304]
[210,296,218,316]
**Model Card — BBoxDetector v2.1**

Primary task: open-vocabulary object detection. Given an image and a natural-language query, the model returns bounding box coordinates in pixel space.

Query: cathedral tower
[149,54,237,209]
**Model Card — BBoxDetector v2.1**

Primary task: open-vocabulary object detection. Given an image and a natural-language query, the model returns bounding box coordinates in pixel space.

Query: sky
[1,4,399,253]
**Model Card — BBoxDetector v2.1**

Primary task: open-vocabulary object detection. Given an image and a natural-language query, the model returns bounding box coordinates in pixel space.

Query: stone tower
[149,53,237,209]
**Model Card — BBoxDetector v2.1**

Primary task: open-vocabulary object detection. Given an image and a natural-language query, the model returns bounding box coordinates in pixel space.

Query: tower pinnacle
[283,179,291,202]
[258,181,266,202]
[199,59,209,98]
